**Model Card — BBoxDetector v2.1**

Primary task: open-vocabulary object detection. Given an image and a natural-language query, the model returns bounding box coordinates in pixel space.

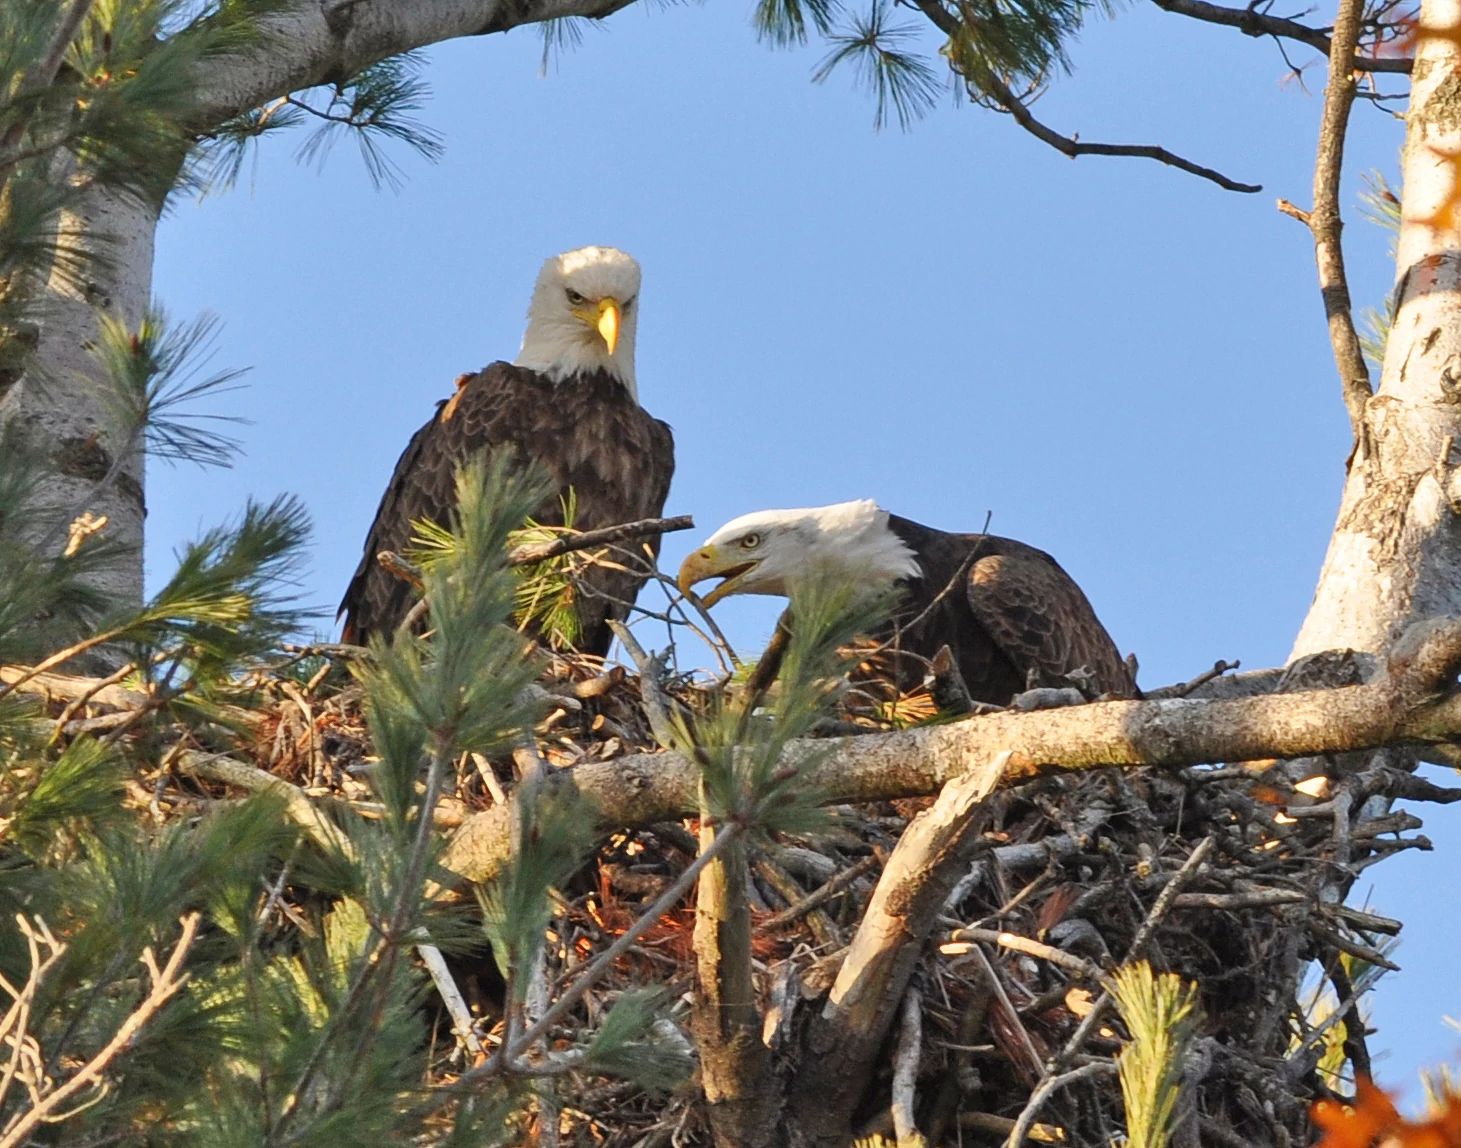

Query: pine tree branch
[1148,0,1412,74]
[908,0,1261,193]
[184,0,645,132]
[0,0,97,174]
[442,618,1461,889]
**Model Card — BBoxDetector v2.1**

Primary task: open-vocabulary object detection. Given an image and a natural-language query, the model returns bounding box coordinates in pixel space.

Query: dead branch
[759,854,880,932]
[944,928,1105,982]
[1005,1060,1117,1148]
[787,754,1012,1146]
[0,913,199,1148]
[443,618,1461,888]
[1148,0,1412,73]
[891,987,926,1147]
[507,515,693,566]
[1293,0,1375,455]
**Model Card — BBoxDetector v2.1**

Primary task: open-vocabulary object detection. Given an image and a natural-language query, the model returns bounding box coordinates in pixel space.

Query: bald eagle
[340,246,675,652]
[678,501,1133,705]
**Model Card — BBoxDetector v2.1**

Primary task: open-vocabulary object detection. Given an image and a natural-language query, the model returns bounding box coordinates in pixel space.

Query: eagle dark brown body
[339,362,675,653]
[881,516,1134,704]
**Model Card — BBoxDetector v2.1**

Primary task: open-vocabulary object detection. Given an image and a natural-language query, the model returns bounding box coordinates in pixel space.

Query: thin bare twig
[0,913,199,1148]
[912,0,1262,194]
[508,515,693,565]
[1004,1060,1117,1148]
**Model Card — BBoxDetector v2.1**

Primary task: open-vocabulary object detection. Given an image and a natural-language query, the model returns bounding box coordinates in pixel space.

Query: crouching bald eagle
[340,246,675,653]
[678,500,1134,706]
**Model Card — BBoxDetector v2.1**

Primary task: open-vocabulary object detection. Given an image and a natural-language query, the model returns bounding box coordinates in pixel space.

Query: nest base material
[11,649,1447,1146]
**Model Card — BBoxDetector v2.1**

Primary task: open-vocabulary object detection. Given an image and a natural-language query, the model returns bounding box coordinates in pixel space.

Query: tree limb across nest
[441,617,1461,886]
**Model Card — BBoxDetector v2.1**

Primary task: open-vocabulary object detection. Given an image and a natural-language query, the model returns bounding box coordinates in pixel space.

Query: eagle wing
[339,362,674,649]
[964,549,1134,696]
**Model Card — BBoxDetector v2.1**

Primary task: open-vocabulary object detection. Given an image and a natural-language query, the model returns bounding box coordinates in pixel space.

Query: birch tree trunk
[2,184,156,611]
[1293,0,1461,660]
[0,0,640,610]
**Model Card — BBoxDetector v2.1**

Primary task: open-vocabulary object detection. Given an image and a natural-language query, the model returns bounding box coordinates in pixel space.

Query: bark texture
[1294,0,1461,658]
[441,618,1461,888]
[2,185,155,610]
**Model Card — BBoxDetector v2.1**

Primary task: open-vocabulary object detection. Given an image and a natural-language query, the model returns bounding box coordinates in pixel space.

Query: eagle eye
[740,533,761,550]
[623,295,637,311]
[565,288,587,306]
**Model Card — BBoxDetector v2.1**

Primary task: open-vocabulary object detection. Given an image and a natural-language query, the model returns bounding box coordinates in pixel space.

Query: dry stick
[507,515,694,565]
[1305,0,1374,454]
[0,913,199,1148]
[944,928,1105,982]
[759,854,880,931]
[607,621,680,749]
[890,987,926,1147]
[1003,1061,1118,1148]
[1147,0,1412,73]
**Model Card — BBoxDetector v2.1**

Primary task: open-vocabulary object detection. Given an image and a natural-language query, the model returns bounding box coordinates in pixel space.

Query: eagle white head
[678,500,921,606]
[514,246,642,401]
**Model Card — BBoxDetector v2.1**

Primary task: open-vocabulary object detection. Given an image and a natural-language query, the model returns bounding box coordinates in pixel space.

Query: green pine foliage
[681,575,893,840]
[1111,961,1202,1148]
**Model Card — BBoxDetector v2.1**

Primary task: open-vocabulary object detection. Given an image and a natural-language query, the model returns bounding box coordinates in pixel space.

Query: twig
[944,928,1105,981]
[479,825,743,1076]
[759,854,880,931]
[607,621,680,749]
[891,987,926,1147]
[418,943,485,1060]
[1328,957,1372,1081]
[0,913,199,1148]
[1004,1060,1116,1148]
[1143,659,1240,701]
[1148,0,1412,73]
[508,515,693,565]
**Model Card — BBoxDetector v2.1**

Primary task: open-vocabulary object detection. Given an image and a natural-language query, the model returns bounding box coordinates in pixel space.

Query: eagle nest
[5,643,1451,1148]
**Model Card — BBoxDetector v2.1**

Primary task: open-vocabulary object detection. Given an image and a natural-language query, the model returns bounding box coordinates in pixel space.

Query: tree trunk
[2,0,645,604]
[1,183,156,611]
[1293,0,1461,660]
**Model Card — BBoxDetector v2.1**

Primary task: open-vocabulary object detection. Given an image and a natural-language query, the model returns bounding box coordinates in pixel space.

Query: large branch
[441,618,1461,887]
[186,0,641,129]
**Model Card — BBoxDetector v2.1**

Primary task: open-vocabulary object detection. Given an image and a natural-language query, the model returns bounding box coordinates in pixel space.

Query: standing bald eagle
[340,246,675,653]
[678,500,1133,705]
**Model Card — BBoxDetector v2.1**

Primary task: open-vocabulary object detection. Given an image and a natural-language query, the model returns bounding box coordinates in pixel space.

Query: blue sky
[150,0,1459,1095]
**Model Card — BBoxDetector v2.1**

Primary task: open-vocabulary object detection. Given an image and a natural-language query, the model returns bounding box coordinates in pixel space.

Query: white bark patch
[0,185,157,610]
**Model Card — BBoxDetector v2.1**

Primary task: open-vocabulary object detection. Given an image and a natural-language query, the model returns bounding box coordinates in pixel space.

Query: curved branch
[909,0,1261,193]
[441,618,1461,887]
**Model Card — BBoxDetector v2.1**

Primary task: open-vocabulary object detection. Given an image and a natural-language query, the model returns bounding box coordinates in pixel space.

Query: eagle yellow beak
[678,546,755,608]
[597,298,621,356]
